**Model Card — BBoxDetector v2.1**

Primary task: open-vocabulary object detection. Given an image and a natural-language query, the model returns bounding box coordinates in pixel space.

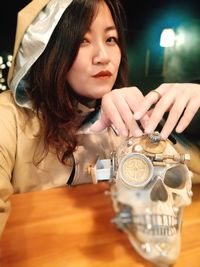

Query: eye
[106,36,118,44]
[82,38,89,43]
[164,165,187,189]
[80,37,90,47]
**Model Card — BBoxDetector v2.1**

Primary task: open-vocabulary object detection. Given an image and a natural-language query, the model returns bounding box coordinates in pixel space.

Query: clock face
[119,153,153,187]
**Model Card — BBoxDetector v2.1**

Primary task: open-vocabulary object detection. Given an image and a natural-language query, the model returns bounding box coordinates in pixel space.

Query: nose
[150,178,168,202]
[93,43,110,65]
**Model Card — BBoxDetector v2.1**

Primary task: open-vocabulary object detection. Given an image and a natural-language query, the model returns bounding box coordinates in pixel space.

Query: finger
[176,100,200,133]
[129,119,143,137]
[134,84,172,120]
[133,90,162,120]
[123,89,149,132]
[100,88,144,136]
[139,114,150,130]
[90,117,110,132]
[101,100,129,136]
[160,99,188,139]
[112,96,143,137]
[144,95,174,134]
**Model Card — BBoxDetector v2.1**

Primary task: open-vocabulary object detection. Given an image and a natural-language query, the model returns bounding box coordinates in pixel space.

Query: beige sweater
[0,90,123,236]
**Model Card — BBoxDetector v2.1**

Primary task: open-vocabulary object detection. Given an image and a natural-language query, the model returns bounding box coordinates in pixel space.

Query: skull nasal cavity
[150,179,168,202]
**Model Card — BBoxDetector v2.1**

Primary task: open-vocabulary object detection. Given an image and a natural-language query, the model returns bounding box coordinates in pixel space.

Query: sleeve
[71,128,125,185]
[0,99,15,237]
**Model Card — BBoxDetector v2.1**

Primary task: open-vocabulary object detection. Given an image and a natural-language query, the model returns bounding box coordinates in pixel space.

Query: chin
[93,88,113,99]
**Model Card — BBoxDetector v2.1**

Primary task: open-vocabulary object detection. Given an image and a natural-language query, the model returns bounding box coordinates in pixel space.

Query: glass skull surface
[109,132,192,267]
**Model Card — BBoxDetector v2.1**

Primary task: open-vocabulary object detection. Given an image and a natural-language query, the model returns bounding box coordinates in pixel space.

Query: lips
[93,70,112,78]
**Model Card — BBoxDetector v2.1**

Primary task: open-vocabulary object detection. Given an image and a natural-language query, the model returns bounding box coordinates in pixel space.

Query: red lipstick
[93,70,112,78]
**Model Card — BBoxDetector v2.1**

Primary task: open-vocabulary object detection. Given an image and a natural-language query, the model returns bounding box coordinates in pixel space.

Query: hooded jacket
[0,0,124,237]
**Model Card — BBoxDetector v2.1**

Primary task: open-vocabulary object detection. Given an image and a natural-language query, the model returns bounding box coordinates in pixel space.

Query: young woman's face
[66,1,121,99]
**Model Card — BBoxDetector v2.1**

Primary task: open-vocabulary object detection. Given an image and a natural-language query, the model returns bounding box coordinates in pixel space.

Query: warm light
[0,55,13,91]
[160,28,175,47]
[6,62,12,67]
[7,55,13,61]
[0,64,6,69]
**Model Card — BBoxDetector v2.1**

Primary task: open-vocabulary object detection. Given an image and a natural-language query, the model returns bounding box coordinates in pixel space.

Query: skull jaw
[111,184,184,266]
[127,228,181,266]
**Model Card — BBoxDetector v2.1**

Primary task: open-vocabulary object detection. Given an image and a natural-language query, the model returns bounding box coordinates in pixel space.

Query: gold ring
[150,90,161,101]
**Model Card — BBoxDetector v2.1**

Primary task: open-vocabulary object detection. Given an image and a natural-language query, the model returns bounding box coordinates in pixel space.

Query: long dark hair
[28,0,128,165]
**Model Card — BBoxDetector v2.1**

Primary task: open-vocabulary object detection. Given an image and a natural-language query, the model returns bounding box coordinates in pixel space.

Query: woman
[0,0,200,237]
[0,0,146,236]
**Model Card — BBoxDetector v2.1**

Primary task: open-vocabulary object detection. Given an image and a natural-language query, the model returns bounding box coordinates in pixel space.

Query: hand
[134,83,200,139]
[90,87,149,137]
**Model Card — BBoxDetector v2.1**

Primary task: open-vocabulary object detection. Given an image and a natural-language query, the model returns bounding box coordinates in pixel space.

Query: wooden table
[1,182,200,267]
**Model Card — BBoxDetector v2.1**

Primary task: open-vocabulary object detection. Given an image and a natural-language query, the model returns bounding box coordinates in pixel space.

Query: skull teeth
[144,225,177,236]
[133,214,178,236]
[133,214,177,226]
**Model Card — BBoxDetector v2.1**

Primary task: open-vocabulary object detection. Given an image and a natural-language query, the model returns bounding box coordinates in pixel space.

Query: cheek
[69,55,86,74]
[66,57,87,87]
[66,71,86,96]
[113,49,121,72]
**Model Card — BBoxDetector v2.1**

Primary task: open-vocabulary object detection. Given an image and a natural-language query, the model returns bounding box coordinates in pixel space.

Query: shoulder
[0,90,15,104]
[0,90,18,118]
[0,90,34,117]
[0,90,25,122]
[0,90,40,134]
[0,90,22,113]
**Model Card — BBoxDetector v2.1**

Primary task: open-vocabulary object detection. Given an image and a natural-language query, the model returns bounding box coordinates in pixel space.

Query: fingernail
[120,129,128,137]
[134,129,143,137]
[144,127,153,134]
[176,126,183,133]
[133,112,141,120]
[161,134,168,140]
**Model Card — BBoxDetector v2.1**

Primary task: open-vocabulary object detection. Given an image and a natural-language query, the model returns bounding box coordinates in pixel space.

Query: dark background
[1,0,200,92]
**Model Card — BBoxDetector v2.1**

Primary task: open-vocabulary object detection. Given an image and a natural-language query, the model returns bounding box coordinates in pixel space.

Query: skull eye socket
[164,165,187,189]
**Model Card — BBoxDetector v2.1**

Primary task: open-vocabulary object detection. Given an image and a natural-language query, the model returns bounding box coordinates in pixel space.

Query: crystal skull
[109,132,192,266]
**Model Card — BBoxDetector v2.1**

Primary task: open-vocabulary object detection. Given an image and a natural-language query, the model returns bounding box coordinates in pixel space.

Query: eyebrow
[88,25,117,33]
[105,26,117,32]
